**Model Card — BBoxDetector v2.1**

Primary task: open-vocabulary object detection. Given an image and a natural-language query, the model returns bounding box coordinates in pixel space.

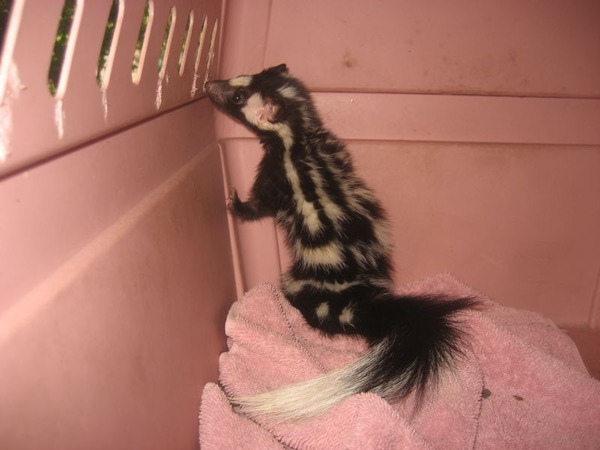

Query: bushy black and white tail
[231,294,474,422]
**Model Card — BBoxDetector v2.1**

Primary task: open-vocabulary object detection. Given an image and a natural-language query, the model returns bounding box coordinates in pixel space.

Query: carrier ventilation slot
[157,6,176,81]
[47,0,83,98]
[190,15,207,97]
[155,6,176,109]
[0,0,19,162]
[131,1,154,85]
[0,1,12,57]
[178,10,194,76]
[203,19,218,92]
[96,0,123,90]
[47,0,84,139]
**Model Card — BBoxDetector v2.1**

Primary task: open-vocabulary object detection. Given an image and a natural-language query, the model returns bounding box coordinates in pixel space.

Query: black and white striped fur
[205,64,475,422]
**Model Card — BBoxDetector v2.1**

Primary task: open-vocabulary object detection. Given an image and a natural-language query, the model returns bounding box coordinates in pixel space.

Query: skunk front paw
[227,190,243,215]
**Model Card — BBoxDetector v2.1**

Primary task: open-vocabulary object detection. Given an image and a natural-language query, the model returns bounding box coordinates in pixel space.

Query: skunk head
[205,64,319,145]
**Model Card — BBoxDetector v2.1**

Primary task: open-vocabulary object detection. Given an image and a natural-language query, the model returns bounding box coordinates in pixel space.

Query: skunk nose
[204,80,224,96]
[204,80,215,93]
[204,80,229,104]
[204,80,218,101]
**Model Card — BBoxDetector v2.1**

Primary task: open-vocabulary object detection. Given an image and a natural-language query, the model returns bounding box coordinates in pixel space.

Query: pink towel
[199,274,600,449]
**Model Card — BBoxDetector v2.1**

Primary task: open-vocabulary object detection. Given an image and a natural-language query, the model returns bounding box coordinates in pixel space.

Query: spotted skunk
[205,64,475,422]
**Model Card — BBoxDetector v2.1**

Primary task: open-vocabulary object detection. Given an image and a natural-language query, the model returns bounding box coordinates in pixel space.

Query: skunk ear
[243,95,284,128]
[268,64,288,75]
[259,97,283,124]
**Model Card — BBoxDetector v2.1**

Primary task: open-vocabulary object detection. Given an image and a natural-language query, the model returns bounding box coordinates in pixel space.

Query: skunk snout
[204,80,229,106]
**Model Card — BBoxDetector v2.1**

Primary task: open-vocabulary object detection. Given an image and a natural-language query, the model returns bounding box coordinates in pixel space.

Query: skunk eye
[232,89,246,105]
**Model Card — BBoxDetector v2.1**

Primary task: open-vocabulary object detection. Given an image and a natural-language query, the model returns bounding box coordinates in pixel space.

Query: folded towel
[199,274,600,449]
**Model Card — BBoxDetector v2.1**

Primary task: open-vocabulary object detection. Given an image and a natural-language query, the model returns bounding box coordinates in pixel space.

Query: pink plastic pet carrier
[0,0,598,448]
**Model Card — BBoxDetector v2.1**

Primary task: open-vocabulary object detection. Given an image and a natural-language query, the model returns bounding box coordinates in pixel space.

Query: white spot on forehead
[229,75,252,87]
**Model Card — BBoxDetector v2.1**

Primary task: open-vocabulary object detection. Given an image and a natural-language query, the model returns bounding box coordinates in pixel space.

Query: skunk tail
[230,294,475,422]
